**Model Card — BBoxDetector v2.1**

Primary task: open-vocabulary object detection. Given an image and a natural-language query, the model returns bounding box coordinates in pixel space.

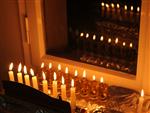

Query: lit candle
[49,62,52,69]
[24,66,30,86]
[86,33,89,39]
[52,72,58,97]
[93,75,96,81]
[137,7,140,12]
[30,68,39,90]
[115,38,118,44]
[117,3,120,9]
[48,89,51,96]
[17,63,23,83]
[65,67,69,74]
[83,70,86,78]
[123,42,126,46]
[137,89,144,113]
[74,70,78,77]
[8,62,15,81]
[108,38,111,43]
[131,6,133,11]
[58,64,61,71]
[124,5,127,11]
[42,72,48,94]
[93,35,96,40]
[100,77,104,83]
[61,76,67,100]
[100,36,104,41]
[111,3,114,9]
[41,62,45,69]
[129,43,133,48]
[80,32,84,37]
[101,2,105,7]
[70,79,76,110]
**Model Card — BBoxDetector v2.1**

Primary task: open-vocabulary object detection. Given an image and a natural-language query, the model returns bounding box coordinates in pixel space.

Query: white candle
[137,89,144,113]
[24,66,30,86]
[52,72,58,97]
[8,62,15,81]
[61,76,67,100]
[70,79,76,110]
[42,71,48,94]
[30,68,39,90]
[17,63,23,83]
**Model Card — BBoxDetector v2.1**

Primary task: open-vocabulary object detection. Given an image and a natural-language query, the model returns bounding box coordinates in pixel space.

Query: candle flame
[124,5,127,10]
[115,38,118,44]
[130,43,133,48]
[9,62,13,71]
[123,42,126,46]
[100,77,104,83]
[93,75,96,81]
[62,76,65,84]
[53,72,57,80]
[42,71,46,80]
[80,32,84,37]
[86,33,89,38]
[83,70,86,78]
[101,2,104,7]
[58,64,61,70]
[131,6,133,11]
[108,38,111,43]
[71,79,74,87]
[117,4,120,8]
[111,3,114,8]
[65,67,69,74]
[137,7,140,12]
[24,66,27,74]
[18,63,22,72]
[93,35,96,40]
[49,63,52,69]
[48,89,51,95]
[141,89,144,97]
[106,4,109,8]
[75,70,78,77]
[41,62,44,68]
[100,36,104,41]
[30,68,34,76]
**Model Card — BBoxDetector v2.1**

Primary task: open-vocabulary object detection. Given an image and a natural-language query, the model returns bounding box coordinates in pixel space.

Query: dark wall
[0,0,24,81]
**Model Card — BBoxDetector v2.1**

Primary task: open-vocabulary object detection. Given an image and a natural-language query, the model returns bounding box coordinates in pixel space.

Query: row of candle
[80,32,134,48]
[8,62,145,112]
[101,2,140,12]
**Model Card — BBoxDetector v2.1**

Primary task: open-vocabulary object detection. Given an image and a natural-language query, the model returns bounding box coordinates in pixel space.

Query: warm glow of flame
[86,33,89,38]
[131,6,133,11]
[80,32,84,37]
[41,62,44,68]
[124,5,127,10]
[111,3,114,8]
[24,66,27,74]
[115,38,118,44]
[100,36,104,41]
[141,89,144,97]
[100,77,104,83]
[53,72,57,80]
[62,76,65,84]
[18,63,22,72]
[30,68,34,76]
[75,70,78,77]
[137,7,140,12]
[71,79,74,87]
[93,75,96,81]
[58,64,61,70]
[130,43,133,48]
[123,42,126,46]
[83,70,86,78]
[117,4,120,8]
[42,71,46,80]
[65,67,69,74]
[101,2,104,7]
[108,38,111,43]
[106,4,109,8]
[49,63,52,69]
[48,89,51,95]
[9,62,13,71]
[93,35,96,40]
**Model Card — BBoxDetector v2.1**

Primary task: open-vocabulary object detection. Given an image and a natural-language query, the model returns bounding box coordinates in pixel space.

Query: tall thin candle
[52,72,58,97]
[70,79,76,110]
[42,72,48,94]
[30,68,39,90]
[61,76,67,100]
[24,66,30,86]
[8,63,15,81]
[17,63,23,83]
